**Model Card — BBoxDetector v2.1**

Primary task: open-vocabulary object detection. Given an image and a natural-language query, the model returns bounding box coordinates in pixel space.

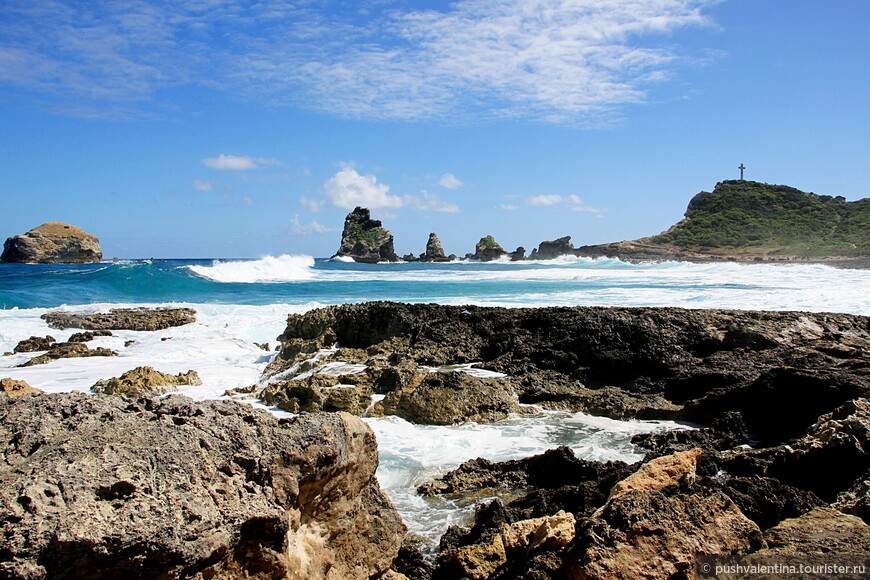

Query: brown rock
[501,510,576,552]
[260,375,372,415]
[0,378,41,396]
[439,534,507,580]
[20,342,117,367]
[1,222,101,264]
[759,507,870,555]
[41,307,196,331]
[12,336,56,353]
[604,448,704,504]
[92,366,202,396]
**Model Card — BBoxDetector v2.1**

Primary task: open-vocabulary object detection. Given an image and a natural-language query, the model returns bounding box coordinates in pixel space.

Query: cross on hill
[739,163,746,180]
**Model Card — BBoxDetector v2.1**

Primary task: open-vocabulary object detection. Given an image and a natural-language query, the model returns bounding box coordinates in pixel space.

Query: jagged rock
[501,510,576,552]
[602,448,703,506]
[420,232,448,262]
[67,330,113,343]
[509,247,525,261]
[0,378,41,396]
[0,392,404,579]
[1,222,102,264]
[631,411,749,456]
[333,207,399,263]
[260,375,372,415]
[369,370,519,425]
[472,235,507,261]
[438,534,507,580]
[19,342,117,367]
[268,302,870,437]
[42,307,196,331]
[12,336,56,353]
[758,507,870,555]
[835,470,870,524]
[714,476,824,531]
[568,489,763,579]
[91,366,202,396]
[529,236,577,260]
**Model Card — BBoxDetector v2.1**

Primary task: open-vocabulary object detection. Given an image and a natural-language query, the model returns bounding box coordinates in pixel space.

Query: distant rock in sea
[529,236,578,260]
[420,232,449,262]
[333,207,399,263]
[1,222,102,264]
[472,235,507,262]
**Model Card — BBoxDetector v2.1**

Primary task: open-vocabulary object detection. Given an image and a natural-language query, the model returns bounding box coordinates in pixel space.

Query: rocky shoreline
[2,302,870,578]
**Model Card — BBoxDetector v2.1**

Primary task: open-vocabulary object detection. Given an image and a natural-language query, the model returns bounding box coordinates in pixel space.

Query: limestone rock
[333,207,399,263]
[0,392,404,579]
[501,510,576,552]
[19,342,117,367]
[1,222,102,264]
[472,235,507,262]
[438,534,507,580]
[759,507,870,555]
[260,375,372,415]
[569,490,764,579]
[604,448,704,504]
[12,336,56,353]
[92,366,202,396]
[42,307,196,331]
[371,370,519,425]
[67,330,113,343]
[0,378,41,396]
[420,232,447,261]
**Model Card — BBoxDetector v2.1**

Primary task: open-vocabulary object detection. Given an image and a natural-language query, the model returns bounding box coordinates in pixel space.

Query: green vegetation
[345,220,390,247]
[651,181,870,256]
[479,235,501,249]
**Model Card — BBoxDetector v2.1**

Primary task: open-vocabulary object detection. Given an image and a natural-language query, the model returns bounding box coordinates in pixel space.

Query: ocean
[1,255,869,549]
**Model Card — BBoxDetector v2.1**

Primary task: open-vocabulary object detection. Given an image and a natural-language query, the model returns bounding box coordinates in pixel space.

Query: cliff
[2,222,102,264]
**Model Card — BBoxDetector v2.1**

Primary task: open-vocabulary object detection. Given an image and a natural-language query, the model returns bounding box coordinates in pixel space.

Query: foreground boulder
[333,207,399,263]
[1,222,102,264]
[0,392,404,579]
[0,378,41,396]
[91,366,202,396]
[42,307,196,331]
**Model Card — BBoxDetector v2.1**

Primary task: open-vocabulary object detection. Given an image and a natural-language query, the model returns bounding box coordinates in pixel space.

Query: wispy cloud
[497,203,519,211]
[0,0,717,123]
[527,194,606,215]
[439,173,463,189]
[290,214,335,235]
[203,154,281,171]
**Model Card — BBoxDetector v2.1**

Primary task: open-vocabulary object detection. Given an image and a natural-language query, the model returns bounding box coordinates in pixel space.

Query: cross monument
[738,163,746,180]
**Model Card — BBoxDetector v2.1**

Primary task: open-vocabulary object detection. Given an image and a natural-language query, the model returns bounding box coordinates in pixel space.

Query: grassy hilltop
[648,180,870,257]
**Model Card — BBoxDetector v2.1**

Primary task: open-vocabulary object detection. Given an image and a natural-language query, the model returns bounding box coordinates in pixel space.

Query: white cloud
[2,0,717,123]
[193,179,214,192]
[527,194,606,215]
[300,196,326,213]
[203,154,281,171]
[323,167,407,210]
[439,173,463,189]
[412,191,460,213]
[497,204,519,211]
[241,196,254,206]
[290,214,335,235]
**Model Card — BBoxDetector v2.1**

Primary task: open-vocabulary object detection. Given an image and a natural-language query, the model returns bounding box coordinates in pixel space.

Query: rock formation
[420,232,448,261]
[528,236,578,260]
[91,366,202,396]
[19,342,118,367]
[0,378,41,396]
[1,222,102,264]
[41,307,196,331]
[0,392,404,579]
[471,235,507,262]
[333,207,399,263]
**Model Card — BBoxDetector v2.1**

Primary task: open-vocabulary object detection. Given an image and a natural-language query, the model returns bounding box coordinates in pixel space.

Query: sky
[1,0,868,259]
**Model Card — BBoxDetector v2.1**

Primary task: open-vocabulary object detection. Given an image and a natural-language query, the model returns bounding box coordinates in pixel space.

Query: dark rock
[631,411,749,456]
[91,366,203,396]
[714,476,824,531]
[510,247,525,261]
[390,542,435,580]
[12,336,56,353]
[260,374,373,415]
[1,222,102,264]
[529,236,576,260]
[472,236,507,261]
[333,206,399,263]
[420,232,448,262]
[0,392,404,579]
[67,330,113,343]
[41,307,196,331]
[19,342,118,367]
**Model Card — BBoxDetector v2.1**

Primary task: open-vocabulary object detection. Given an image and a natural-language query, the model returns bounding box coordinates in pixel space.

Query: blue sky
[1,0,868,259]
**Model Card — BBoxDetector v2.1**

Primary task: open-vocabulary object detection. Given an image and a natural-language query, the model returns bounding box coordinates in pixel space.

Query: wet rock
[260,375,372,415]
[333,206,399,263]
[0,392,404,579]
[42,307,196,331]
[0,378,41,396]
[67,330,113,342]
[91,366,202,396]
[370,370,518,425]
[12,335,56,353]
[19,342,117,367]
[631,411,749,456]
[1,221,101,264]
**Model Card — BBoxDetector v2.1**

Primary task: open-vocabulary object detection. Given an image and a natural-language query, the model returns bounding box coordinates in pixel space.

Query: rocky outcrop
[0,378,41,396]
[757,507,870,555]
[19,342,117,367]
[91,366,202,396]
[12,335,56,353]
[261,375,373,415]
[268,302,870,438]
[420,232,449,262]
[471,236,507,262]
[42,307,196,331]
[334,207,399,263]
[0,392,404,579]
[1,222,102,264]
[529,236,578,260]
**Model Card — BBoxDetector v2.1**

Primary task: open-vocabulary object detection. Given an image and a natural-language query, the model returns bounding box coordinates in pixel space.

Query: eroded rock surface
[333,207,399,263]
[1,222,101,264]
[92,366,203,396]
[42,307,196,331]
[0,378,41,396]
[19,342,118,367]
[0,392,404,579]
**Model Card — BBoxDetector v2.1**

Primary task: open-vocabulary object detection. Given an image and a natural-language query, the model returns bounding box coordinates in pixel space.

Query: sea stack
[472,235,507,262]
[1,222,102,264]
[529,236,577,260]
[420,232,448,262]
[334,207,399,263]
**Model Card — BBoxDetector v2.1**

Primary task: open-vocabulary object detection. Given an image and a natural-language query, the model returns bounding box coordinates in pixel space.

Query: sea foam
[187,255,315,283]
